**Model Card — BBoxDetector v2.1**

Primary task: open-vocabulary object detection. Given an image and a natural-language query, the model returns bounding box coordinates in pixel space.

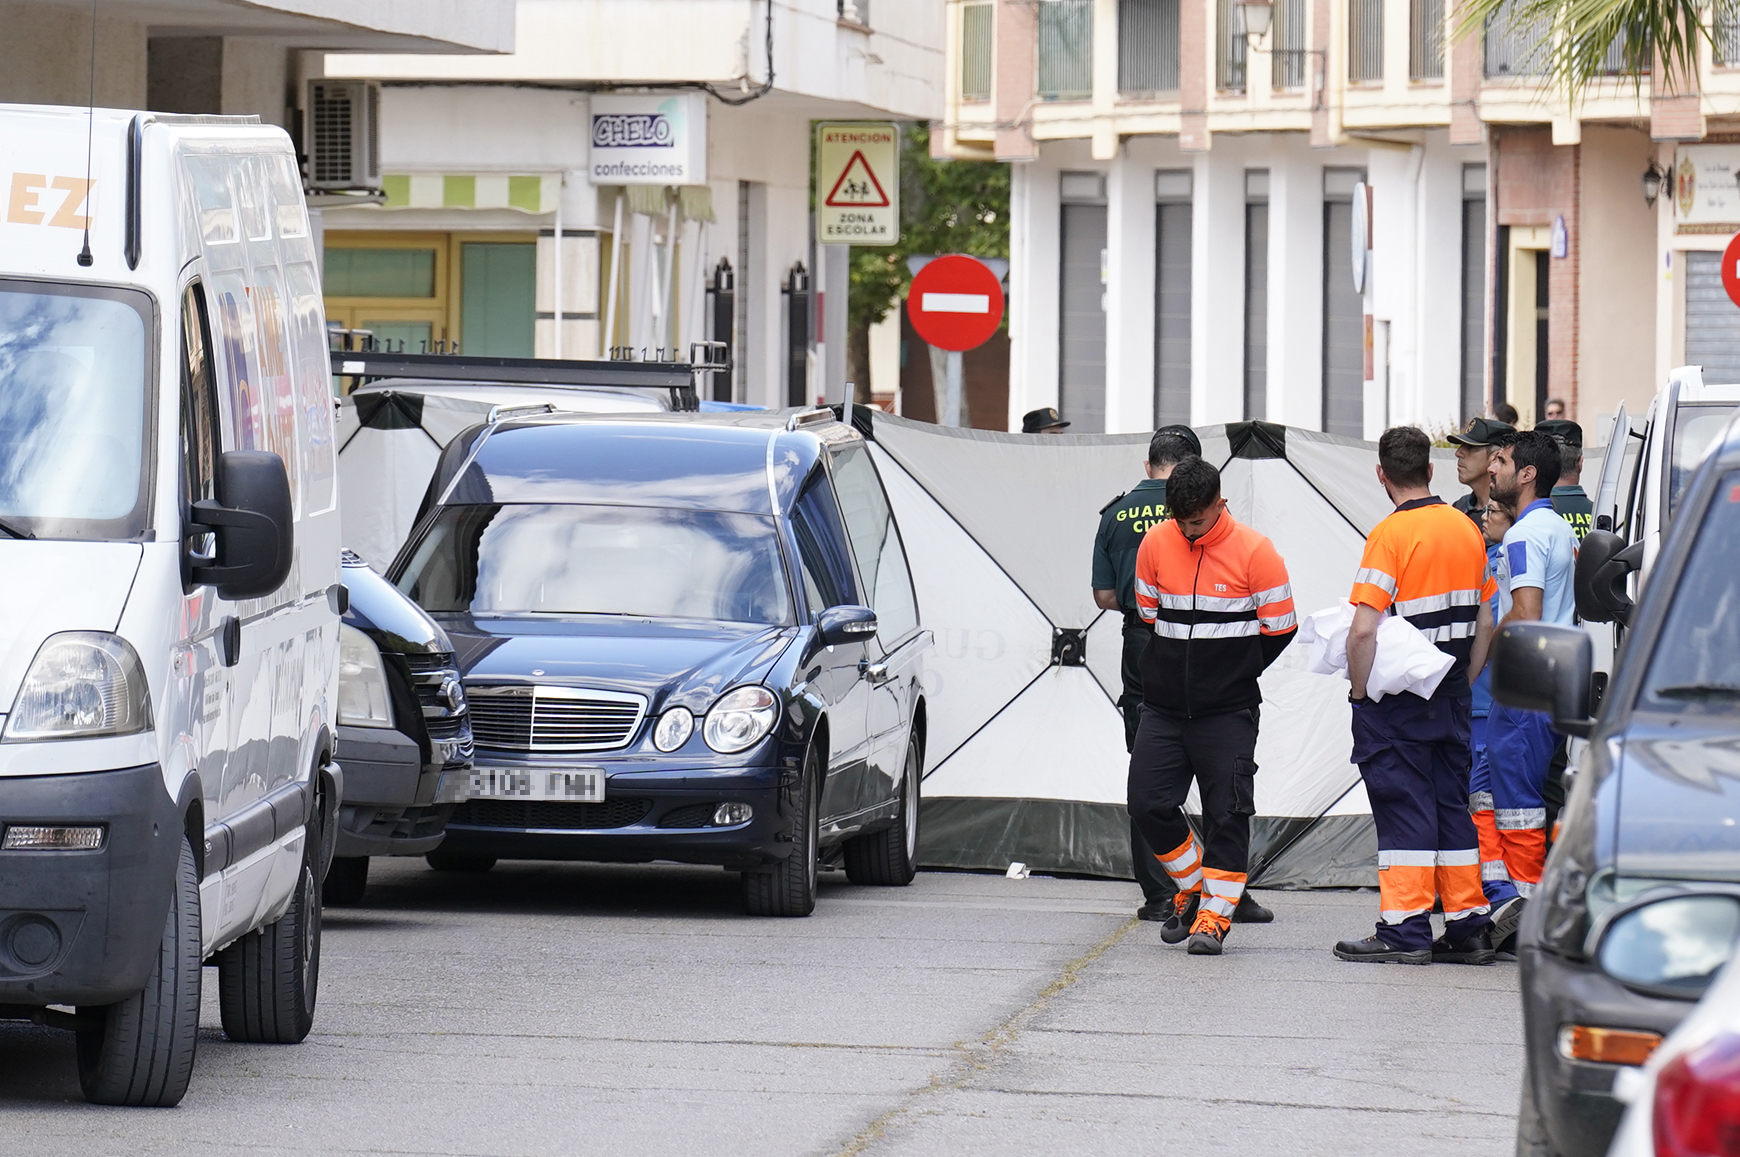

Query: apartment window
[1119,0,1181,93]
[1719,0,1740,64]
[1216,0,1247,90]
[1349,0,1384,82]
[1060,171,1108,433]
[962,3,994,100]
[1484,1,1546,76]
[1039,0,1094,99]
[1460,164,1487,423]
[1271,0,1308,88]
[1245,171,1270,421]
[1410,0,1444,79]
[1323,168,1366,438]
[1155,170,1193,425]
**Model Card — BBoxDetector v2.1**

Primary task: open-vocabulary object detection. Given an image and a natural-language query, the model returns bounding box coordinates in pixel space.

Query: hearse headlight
[337,625,394,729]
[704,686,779,754]
[4,632,152,741]
[653,706,695,752]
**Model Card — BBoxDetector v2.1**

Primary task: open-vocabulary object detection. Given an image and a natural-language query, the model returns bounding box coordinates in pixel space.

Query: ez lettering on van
[6,173,94,228]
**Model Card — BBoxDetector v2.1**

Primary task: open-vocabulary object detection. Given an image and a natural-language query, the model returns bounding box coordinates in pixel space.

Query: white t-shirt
[1500,499,1578,626]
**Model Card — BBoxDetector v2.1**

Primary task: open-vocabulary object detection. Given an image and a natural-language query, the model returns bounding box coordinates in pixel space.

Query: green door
[460,242,536,357]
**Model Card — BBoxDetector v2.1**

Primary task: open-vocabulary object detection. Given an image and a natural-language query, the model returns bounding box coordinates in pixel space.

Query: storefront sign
[588,94,706,186]
[1674,145,1740,227]
[816,122,899,245]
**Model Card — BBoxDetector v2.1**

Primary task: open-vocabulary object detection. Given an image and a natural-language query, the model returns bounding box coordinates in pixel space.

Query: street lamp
[1642,161,1668,209]
[1237,0,1274,41]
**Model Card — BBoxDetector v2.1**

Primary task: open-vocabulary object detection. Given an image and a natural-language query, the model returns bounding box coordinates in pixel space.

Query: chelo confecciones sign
[588,94,707,187]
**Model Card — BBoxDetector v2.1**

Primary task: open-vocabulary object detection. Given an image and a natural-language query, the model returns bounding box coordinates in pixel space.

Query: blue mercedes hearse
[388,407,930,916]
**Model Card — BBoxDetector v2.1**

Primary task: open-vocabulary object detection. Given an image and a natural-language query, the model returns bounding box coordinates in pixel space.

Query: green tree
[1453,0,1696,97]
[846,123,1009,401]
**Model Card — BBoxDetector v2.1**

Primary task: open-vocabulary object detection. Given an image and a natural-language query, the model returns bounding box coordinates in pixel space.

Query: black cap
[1447,416,1517,448]
[1535,418,1583,449]
[1152,423,1202,457]
[1022,407,1070,433]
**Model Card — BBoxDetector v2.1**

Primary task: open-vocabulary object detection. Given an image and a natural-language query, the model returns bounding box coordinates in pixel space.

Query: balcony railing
[1039,0,1094,99]
[1119,0,1181,93]
[1349,0,1384,82]
[962,2,993,100]
[1271,0,1308,87]
[1484,1,1547,76]
[1217,0,1247,90]
[1411,0,1445,79]
[1721,0,1740,64]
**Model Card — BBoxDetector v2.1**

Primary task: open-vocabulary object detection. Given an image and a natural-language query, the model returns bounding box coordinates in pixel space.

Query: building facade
[316,0,945,408]
[940,0,1740,435]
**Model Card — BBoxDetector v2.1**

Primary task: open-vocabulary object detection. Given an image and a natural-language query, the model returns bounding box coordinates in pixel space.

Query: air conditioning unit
[305,80,380,190]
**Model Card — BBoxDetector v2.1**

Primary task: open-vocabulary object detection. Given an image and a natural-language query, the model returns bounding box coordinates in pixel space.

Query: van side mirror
[1491,622,1595,738]
[1574,529,1641,626]
[188,450,293,599]
[1595,890,1740,1000]
[817,604,878,646]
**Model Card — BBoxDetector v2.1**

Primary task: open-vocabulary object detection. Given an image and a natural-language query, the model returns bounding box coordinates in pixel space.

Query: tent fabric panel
[921,666,1129,804]
[867,445,1056,772]
[919,796,1134,878]
[1250,665,1364,819]
[1082,610,1127,706]
[1248,815,1378,889]
[338,426,442,569]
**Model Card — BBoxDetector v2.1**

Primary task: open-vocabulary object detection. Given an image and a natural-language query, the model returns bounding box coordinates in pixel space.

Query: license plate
[464,767,606,802]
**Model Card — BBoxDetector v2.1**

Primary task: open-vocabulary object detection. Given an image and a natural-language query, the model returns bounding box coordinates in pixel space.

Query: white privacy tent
[862,413,1473,888]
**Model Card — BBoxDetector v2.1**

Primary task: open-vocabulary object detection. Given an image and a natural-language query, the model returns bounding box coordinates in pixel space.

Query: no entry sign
[907,255,1005,352]
[1723,231,1740,309]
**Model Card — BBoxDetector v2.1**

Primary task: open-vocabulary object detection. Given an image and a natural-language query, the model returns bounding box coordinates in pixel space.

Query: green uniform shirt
[1551,484,1593,542]
[1092,478,1169,617]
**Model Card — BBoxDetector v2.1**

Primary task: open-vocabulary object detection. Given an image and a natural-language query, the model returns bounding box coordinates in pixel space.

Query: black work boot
[1187,923,1227,955]
[1431,930,1497,965]
[1233,892,1274,924]
[1332,935,1431,965]
[1160,894,1199,944]
[1136,899,1173,922]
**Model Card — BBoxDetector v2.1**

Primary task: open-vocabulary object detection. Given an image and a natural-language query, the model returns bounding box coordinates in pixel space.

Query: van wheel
[76,836,201,1106]
[216,844,320,1044]
[843,735,920,886]
[426,851,496,873]
[741,746,820,917]
[323,857,369,906]
[1515,1066,1563,1156]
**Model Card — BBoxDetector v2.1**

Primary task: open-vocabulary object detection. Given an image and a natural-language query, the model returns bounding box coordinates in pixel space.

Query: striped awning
[378,173,558,213]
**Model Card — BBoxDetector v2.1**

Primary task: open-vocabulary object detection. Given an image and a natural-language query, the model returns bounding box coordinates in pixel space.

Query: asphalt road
[0,862,1523,1156]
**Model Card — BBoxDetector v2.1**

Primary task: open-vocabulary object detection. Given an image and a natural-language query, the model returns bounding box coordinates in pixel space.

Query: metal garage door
[1685,251,1740,384]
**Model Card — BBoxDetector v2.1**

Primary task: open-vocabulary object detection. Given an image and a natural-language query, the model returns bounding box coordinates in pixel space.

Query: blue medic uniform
[1092,477,1173,907]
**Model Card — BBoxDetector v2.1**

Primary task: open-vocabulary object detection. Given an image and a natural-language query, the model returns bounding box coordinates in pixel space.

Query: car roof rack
[786,407,837,431]
[328,345,703,411]
[486,403,558,425]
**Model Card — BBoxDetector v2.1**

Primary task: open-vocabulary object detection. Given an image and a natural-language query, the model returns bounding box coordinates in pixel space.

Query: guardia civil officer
[1129,457,1295,955]
[1536,419,1592,542]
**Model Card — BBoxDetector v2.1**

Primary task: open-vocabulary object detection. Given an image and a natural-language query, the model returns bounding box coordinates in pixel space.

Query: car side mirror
[817,604,878,646]
[188,450,294,600]
[1491,622,1595,738]
[1574,529,1641,626]
[1595,890,1740,1000]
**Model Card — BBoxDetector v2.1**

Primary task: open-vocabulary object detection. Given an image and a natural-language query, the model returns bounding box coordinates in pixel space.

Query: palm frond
[1452,0,1709,98]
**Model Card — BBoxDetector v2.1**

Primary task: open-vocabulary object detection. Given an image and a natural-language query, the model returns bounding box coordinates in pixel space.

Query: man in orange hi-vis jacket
[1333,426,1502,966]
[1129,456,1296,956]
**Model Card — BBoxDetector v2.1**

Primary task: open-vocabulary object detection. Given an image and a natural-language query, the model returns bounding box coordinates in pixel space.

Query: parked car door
[788,470,874,821]
[826,443,922,811]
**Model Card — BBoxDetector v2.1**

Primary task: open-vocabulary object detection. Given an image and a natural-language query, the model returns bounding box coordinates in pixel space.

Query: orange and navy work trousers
[1469,700,1553,903]
[1352,692,1492,952]
[1127,704,1257,936]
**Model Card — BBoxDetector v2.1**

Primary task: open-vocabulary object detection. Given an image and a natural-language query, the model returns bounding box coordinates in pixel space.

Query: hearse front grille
[464,685,645,753]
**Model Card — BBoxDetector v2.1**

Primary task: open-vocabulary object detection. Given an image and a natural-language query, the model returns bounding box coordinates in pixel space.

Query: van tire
[741,746,820,917]
[426,851,495,873]
[75,836,201,1107]
[216,843,321,1044]
[843,735,920,887]
[323,857,369,906]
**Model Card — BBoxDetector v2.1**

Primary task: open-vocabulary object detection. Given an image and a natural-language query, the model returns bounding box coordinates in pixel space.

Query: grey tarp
[865,413,1475,888]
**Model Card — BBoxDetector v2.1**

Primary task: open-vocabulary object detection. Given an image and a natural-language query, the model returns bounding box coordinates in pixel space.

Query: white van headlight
[4,632,152,741]
[703,686,779,754]
[338,625,394,729]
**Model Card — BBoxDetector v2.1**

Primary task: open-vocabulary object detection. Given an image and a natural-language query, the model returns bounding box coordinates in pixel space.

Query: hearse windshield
[1644,468,1740,714]
[397,503,792,626]
[0,280,152,540]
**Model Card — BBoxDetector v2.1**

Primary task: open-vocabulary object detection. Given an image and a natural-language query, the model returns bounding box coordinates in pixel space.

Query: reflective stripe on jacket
[1133,510,1297,718]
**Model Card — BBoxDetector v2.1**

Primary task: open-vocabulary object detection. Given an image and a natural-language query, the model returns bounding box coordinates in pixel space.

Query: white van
[0,105,341,1105]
